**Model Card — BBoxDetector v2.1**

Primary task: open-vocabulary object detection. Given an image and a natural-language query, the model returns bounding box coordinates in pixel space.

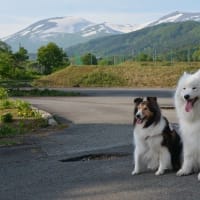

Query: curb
[31,106,58,126]
[160,105,174,109]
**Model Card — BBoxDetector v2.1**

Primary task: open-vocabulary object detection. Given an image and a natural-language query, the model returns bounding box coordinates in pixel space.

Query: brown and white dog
[132,97,182,175]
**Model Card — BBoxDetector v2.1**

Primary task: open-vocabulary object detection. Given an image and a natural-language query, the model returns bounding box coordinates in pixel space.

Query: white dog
[175,69,200,180]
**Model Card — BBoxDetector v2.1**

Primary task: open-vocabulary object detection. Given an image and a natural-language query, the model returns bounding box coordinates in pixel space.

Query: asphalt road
[52,87,175,97]
[1,89,199,200]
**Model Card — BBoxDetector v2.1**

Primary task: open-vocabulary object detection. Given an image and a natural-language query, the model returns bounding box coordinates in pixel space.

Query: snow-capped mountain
[3,16,139,52]
[3,11,200,53]
[80,23,120,37]
[3,16,142,41]
[148,11,200,26]
[102,22,147,33]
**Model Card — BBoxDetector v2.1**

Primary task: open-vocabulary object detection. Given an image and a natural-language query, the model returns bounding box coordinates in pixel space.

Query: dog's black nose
[136,114,141,119]
[184,95,190,100]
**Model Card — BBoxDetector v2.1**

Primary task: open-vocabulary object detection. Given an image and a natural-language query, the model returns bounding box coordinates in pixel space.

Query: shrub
[0,99,15,109]
[0,113,13,123]
[0,87,8,99]
[15,100,36,118]
[79,71,125,87]
[0,124,18,137]
[81,53,97,65]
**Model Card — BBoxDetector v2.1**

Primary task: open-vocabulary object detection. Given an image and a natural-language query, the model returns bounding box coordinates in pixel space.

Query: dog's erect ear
[147,97,157,102]
[134,97,143,105]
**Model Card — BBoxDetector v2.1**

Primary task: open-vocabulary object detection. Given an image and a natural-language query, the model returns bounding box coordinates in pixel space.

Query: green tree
[135,53,153,62]
[37,42,69,74]
[81,53,97,65]
[0,41,13,78]
[0,52,13,78]
[14,47,29,63]
[98,57,114,65]
[192,48,200,61]
[0,41,11,53]
[12,47,29,77]
[0,41,35,79]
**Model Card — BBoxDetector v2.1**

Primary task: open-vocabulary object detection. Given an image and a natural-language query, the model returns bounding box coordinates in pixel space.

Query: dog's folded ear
[134,97,143,104]
[147,97,157,102]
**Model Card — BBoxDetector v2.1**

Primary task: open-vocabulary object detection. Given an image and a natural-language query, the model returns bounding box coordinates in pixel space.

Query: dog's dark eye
[192,87,197,90]
[183,88,186,90]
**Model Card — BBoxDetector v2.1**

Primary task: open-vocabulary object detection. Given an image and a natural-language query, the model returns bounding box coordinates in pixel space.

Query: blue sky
[1,0,200,38]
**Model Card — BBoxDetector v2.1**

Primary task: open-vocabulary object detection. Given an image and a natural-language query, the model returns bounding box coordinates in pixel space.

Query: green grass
[0,88,70,146]
[0,98,48,142]
[78,70,125,87]
[33,62,200,88]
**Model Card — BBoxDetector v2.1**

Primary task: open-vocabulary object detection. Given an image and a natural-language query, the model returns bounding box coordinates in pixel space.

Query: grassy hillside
[67,21,200,57]
[33,62,200,88]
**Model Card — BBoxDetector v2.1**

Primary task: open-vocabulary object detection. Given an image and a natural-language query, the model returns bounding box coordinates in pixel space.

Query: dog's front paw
[197,173,200,181]
[176,169,191,176]
[155,169,164,176]
[131,170,140,175]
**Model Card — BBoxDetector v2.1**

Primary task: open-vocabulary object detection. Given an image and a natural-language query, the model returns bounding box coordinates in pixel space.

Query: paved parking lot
[1,96,199,200]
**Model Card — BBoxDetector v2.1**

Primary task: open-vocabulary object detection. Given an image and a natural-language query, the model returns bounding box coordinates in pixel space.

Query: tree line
[2,39,200,81]
[0,40,101,80]
[71,48,200,65]
[0,41,72,80]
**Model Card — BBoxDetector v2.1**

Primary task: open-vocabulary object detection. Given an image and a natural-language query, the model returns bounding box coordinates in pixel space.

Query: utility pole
[90,53,92,65]
[153,48,157,64]
[132,48,134,60]
[170,50,173,65]
[187,49,190,63]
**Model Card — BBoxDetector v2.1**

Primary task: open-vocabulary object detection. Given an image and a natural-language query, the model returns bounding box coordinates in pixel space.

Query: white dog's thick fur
[175,70,200,180]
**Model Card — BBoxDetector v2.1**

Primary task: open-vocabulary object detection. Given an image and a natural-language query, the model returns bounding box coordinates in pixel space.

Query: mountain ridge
[2,16,139,52]
[148,11,200,26]
[66,21,200,57]
[3,11,200,53]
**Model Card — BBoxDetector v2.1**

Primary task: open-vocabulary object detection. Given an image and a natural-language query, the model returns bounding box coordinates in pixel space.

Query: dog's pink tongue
[136,119,143,124]
[185,101,193,112]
